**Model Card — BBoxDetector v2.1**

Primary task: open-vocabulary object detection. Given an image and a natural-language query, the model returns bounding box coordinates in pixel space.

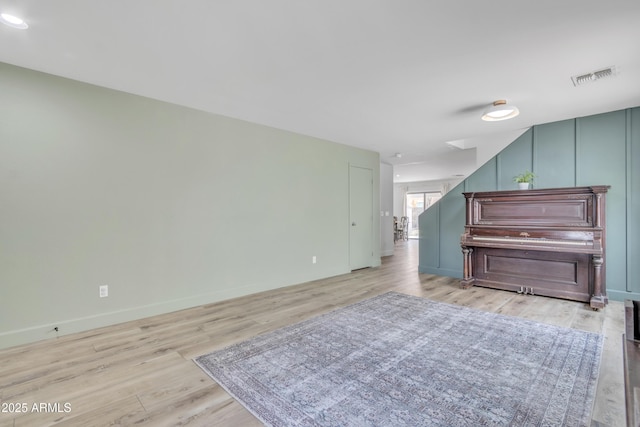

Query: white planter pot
[518,182,530,190]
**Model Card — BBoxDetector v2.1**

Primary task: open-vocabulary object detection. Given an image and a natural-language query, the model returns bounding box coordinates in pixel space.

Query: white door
[349,166,373,270]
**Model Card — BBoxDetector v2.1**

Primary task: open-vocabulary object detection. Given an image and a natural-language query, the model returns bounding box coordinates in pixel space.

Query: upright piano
[460,186,610,309]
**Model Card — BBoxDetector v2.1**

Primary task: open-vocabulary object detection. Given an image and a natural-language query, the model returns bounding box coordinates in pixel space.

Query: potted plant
[513,171,535,189]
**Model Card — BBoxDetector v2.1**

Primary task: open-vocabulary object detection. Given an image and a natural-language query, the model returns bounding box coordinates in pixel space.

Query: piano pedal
[517,286,535,295]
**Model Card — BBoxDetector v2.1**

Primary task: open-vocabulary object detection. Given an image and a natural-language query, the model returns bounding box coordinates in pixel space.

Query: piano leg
[590,255,606,310]
[460,246,474,289]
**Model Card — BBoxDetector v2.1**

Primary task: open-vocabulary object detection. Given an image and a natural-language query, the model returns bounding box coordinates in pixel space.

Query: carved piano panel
[474,198,593,227]
[460,186,609,309]
[474,248,590,301]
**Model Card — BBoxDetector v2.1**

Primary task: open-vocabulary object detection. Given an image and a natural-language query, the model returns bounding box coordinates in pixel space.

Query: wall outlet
[99,285,108,298]
[312,256,317,264]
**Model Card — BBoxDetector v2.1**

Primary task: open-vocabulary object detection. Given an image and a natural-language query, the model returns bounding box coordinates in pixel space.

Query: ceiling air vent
[571,66,616,86]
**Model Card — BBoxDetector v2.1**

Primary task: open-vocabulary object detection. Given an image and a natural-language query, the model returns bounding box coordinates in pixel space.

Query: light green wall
[419,107,640,303]
[0,62,380,349]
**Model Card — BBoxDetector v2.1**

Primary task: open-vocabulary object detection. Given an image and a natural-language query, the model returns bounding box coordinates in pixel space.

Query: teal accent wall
[0,62,381,349]
[630,109,640,293]
[419,107,640,302]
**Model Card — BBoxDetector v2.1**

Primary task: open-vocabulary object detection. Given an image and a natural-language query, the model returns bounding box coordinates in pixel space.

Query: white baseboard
[0,285,260,350]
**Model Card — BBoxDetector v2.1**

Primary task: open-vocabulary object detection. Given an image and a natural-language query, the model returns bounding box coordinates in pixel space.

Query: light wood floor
[0,240,625,427]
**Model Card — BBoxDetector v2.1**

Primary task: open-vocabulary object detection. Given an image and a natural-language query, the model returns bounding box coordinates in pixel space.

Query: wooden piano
[460,186,610,309]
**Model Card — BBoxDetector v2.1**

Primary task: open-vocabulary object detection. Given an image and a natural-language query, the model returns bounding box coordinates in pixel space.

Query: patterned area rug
[195,292,603,426]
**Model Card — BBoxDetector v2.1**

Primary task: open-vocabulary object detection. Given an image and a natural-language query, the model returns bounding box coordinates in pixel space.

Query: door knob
[352,222,356,226]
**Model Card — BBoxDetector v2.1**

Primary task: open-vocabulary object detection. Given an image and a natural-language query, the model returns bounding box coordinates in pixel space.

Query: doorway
[406,192,442,238]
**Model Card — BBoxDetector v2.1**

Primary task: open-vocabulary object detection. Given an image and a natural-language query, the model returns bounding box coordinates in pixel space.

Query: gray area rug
[195,292,603,426]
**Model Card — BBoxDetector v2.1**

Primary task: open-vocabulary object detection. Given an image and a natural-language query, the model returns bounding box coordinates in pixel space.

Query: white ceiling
[1,1,639,183]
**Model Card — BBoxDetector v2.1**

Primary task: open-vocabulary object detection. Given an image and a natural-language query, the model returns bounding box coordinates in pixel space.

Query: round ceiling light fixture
[481,100,519,122]
[1,13,28,29]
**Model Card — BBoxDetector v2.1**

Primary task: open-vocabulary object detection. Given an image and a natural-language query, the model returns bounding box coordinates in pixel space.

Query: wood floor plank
[128,385,261,426]
[591,299,625,427]
[0,240,626,426]
[5,352,183,420]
